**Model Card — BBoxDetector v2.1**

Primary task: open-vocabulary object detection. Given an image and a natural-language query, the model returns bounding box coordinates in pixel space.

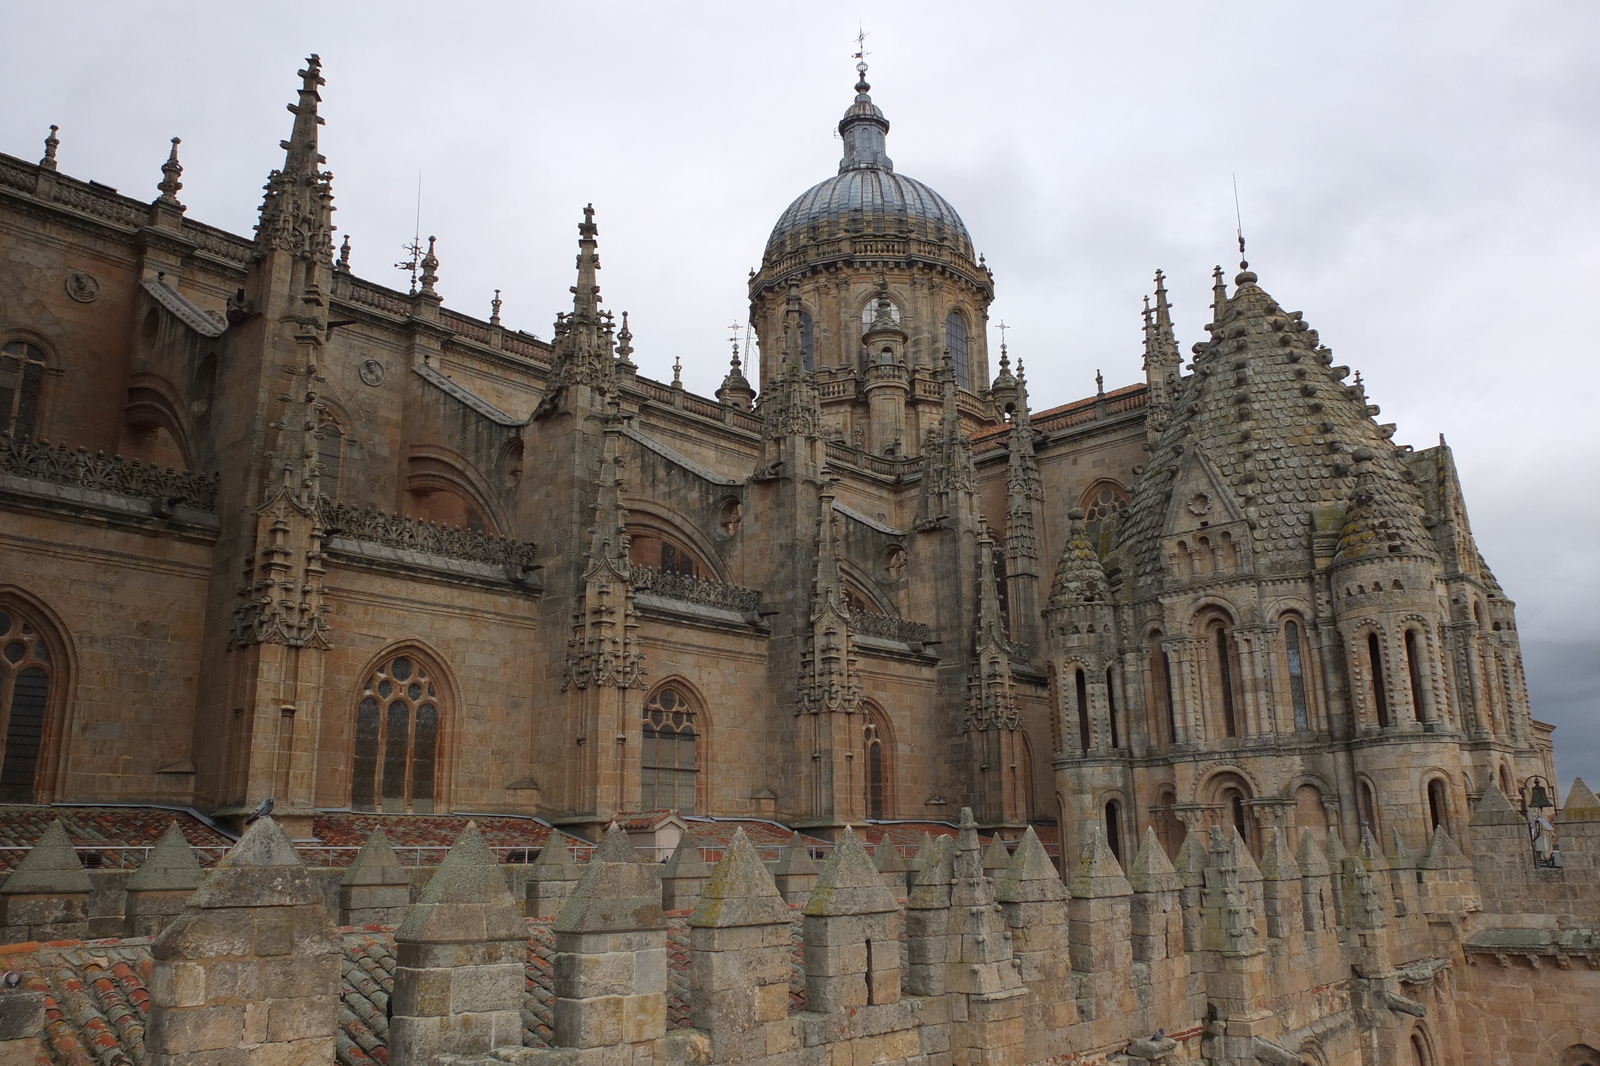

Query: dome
[765,169,973,260]
[761,62,975,265]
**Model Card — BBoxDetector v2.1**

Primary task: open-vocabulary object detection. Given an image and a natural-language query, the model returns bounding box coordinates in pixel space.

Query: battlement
[2,792,1596,1066]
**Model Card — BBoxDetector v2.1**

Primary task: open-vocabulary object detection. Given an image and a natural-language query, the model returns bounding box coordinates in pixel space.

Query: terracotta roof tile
[0,806,232,871]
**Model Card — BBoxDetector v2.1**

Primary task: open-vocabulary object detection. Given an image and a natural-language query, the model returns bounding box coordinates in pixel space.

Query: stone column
[146,816,341,1066]
[0,819,90,943]
[551,825,668,1049]
[339,828,411,928]
[687,828,796,1063]
[125,821,204,938]
[389,822,525,1062]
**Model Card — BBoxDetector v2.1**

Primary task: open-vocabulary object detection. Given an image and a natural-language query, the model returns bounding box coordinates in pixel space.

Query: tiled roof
[0,914,815,1066]
[680,818,831,859]
[308,813,587,866]
[0,806,233,871]
[1117,268,1429,588]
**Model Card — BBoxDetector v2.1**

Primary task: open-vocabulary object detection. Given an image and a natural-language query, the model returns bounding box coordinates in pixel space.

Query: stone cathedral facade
[0,56,1593,1066]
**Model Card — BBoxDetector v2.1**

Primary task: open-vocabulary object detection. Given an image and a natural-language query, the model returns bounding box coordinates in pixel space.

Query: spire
[156,137,184,205]
[616,310,636,370]
[838,57,893,172]
[799,481,861,717]
[534,205,617,418]
[1211,264,1228,323]
[418,235,439,297]
[255,54,335,262]
[1143,269,1180,444]
[1045,508,1109,608]
[490,288,502,326]
[40,124,60,171]
[336,235,352,273]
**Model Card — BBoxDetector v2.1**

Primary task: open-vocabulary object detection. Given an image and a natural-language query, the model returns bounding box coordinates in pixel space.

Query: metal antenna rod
[1232,173,1247,267]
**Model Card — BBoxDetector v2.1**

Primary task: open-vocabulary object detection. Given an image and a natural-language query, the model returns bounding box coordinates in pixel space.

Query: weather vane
[853,25,871,62]
[395,171,425,294]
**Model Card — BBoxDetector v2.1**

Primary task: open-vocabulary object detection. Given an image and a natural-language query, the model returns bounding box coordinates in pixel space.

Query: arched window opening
[1105,799,1123,863]
[316,416,343,495]
[0,609,53,803]
[1285,619,1310,731]
[1410,1032,1431,1066]
[1074,668,1091,751]
[1213,623,1239,738]
[1404,629,1427,723]
[1105,666,1121,749]
[1153,644,1177,746]
[1498,765,1512,796]
[1081,482,1131,558]
[945,311,969,389]
[630,532,708,580]
[1229,792,1249,843]
[1367,633,1390,727]
[1294,784,1328,845]
[0,341,48,440]
[642,685,697,813]
[1427,779,1448,834]
[864,718,885,820]
[1359,779,1380,834]
[351,653,440,813]
[1154,791,1182,860]
[1047,666,1061,755]
[799,311,814,371]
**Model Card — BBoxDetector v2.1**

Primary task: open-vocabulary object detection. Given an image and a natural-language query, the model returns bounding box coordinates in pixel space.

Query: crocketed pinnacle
[255,55,335,261]
[1046,508,1109,607]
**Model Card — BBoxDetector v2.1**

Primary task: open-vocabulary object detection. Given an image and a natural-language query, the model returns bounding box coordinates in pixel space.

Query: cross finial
[997,319,1010,348]
[853,24,870,61]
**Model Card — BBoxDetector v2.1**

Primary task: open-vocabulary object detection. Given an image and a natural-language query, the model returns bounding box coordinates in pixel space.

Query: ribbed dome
[765,170,972,260]
[761,62,975,264]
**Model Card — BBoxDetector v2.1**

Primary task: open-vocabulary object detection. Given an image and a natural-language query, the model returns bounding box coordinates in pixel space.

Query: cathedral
[0,55,1593,1066]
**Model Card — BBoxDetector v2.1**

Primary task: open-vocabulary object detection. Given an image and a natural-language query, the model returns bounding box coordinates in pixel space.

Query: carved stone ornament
[64,271,100,303]
[359,358,386,387]
[1187,492,1212,517]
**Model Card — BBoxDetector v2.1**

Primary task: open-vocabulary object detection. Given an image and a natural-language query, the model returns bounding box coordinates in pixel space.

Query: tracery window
[352,653,440,813]
[0,341,47,439]
[1284,619,1310,730]
[1081,482,1131,557]
[642,685,697,813]
[0,609,52,803]
[945,311,969,389]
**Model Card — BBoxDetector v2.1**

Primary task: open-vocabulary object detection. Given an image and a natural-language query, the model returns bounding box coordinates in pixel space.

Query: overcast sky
[5,2,1596,792]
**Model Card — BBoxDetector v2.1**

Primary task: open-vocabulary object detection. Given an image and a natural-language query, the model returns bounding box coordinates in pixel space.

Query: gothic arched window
[0,609,53,802]
[352,653,441,813]
[642,685,698,813]
[1284,619,1310,730]
[0,341,48,440]
[864,717,885,820]
[1081,482,1131,557]
[945,311,969,389]
[316,415,344,496]
[799,311,815,371]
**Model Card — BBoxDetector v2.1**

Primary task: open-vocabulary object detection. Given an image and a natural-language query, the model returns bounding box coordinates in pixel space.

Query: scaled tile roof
[308,813,587,866]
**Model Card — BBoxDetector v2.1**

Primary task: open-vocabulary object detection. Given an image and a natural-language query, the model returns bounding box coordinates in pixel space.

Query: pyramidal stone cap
[663,830,712,880]
[185,816,325,909]
[1126,826,1180,894]
[772,831,818,876]
[126,821,204,893]
[341,827,409,888]
[689,828,791,928]
[995,826,1068,903]
[803,827,899,916]
[396,820,523,943]
[554,824,665,933]
[1069,821,1131,899]
[1560,777,1600,823]
[2,818,91,895]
